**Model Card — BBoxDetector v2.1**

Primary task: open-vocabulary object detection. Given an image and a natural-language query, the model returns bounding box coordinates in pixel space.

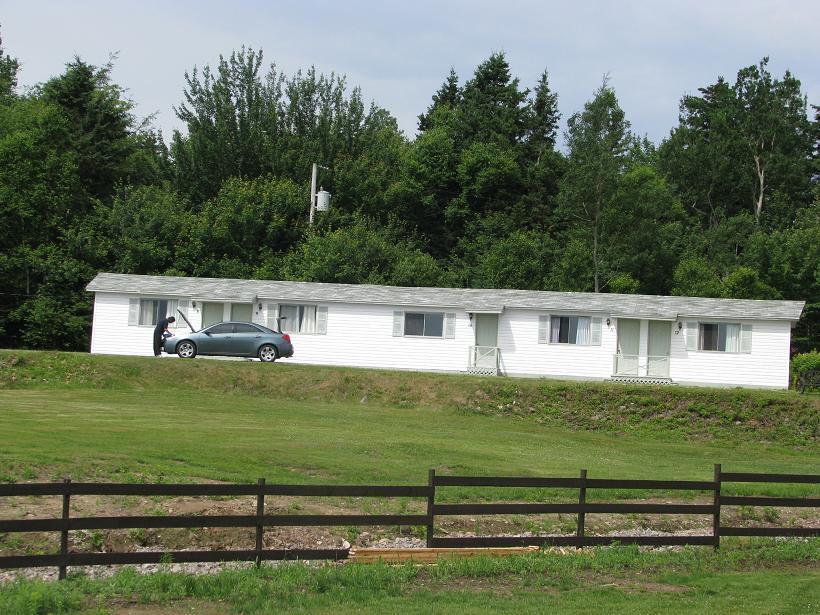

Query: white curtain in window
[302,306,317,333]
[725,323,741,353]
[138,300,154,326]
[575,317,591,345]
[550,317,561,343]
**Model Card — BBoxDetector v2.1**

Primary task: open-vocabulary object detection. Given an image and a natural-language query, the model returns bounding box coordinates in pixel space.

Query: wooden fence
[0,465,817,579]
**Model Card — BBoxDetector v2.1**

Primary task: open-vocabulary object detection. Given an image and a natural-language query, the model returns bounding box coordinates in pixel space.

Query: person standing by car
[153,315,175,356]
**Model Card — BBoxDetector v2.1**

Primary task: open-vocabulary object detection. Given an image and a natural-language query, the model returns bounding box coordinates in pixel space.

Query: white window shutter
[686,321,698,351]
[393,311,404,337]
[317,306,328,335]
[267,304,278,330]
[740,324,752,353]
[590,317,602,345]
[538,315,548,344]
[444,313,455,339]
[128,298,140,326]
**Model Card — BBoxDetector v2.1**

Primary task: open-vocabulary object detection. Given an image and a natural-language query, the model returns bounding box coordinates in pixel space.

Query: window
[404,312,444,337]
[279,304,318,334]
[550,315,593,345]
[699,323,740,352]
[138,299,168,326]
[129,298,189,328]
[233,323,261,334]
[686,321,752,353]
[392,311,454,338]
[207,323,233,334]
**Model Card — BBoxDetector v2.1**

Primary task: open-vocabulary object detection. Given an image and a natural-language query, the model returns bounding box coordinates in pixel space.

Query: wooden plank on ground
[348,546,538,563]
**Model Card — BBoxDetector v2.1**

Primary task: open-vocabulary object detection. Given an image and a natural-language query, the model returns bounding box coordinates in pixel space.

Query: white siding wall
[90,292,195,356]
[669,319,791,389]
[90,292,793,388]
[498,309,617,379]
[266,302,471,372]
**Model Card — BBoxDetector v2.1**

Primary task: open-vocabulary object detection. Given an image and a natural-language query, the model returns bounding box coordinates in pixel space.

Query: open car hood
[177,308,196,332]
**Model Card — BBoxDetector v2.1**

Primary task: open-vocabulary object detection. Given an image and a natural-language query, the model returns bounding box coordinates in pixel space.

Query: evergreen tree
[417,67,459,132]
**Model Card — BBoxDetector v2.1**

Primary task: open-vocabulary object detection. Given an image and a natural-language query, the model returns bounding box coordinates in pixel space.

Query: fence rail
[0,466,817,579]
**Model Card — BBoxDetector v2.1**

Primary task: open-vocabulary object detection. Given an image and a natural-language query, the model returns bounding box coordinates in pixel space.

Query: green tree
[556,79,631,292]
[733,58,813,223]
[671,255,724,298]
[40,57,142,203]
[453,229,557,290]
[177,176,305,279]
[0,29,19,98]
[173,49,403,206]
[456,52,529,147]
[417,67,459,132]
[280,216,443,287]
[660,59,813,228]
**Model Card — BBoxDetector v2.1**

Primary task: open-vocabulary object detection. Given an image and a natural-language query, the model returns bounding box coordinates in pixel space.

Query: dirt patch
[415,575,540,597]
[589,573,691,594]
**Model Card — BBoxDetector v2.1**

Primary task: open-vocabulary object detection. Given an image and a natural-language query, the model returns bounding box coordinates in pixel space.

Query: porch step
[466,367,500,377]
[607,376,676,386]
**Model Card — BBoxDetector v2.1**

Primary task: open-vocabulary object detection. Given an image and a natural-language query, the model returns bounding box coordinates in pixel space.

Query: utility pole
[309,162,318,226]
[309,163,330,226]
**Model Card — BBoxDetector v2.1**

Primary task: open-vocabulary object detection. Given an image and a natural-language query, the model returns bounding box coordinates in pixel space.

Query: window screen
[279,304,318,333]
[699,323,741,352]
[549,315,592,345]
[139,299,169,326]
[404,312,444,337]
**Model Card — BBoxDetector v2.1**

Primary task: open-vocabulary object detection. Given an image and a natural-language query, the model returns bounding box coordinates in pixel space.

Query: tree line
[0,32,817,351]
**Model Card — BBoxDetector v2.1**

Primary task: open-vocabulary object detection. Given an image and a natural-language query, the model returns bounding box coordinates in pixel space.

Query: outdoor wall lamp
[191,301,197,309]
[606,317,611,327]
[676,321,683,334]
[258,303,263,311]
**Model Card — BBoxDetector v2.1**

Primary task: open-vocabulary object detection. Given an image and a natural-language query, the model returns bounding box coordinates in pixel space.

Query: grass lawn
[0,351,818,614]
[1,387,818,500]
[0,350,817,499]
[1,542,818,614]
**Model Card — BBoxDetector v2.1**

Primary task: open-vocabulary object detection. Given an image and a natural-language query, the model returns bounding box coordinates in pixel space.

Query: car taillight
[283,334,291,343]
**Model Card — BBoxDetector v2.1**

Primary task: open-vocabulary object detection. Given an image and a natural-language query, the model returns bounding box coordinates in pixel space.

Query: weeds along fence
[0,465,817,579]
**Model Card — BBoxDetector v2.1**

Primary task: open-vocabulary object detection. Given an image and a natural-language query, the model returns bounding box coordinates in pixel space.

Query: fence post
[58,478,71,580]
[255,478,265,567]
[576,469,587,549]
[426,469,436,548]
[713,464,721,550]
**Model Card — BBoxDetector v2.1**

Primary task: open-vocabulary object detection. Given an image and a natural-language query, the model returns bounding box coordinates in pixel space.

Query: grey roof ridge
[85,272,806,321]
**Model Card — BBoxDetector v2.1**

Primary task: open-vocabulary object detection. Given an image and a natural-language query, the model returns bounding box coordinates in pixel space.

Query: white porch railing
[468,346,500,375]
[613,354,670,378]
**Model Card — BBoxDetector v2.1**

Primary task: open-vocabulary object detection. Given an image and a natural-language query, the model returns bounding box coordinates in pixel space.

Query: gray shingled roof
[86,272,805,321]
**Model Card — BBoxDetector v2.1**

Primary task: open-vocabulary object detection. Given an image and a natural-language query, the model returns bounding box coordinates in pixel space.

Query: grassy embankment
[1,541,818,614]
[0,351,818,613]
[0,350,817,498]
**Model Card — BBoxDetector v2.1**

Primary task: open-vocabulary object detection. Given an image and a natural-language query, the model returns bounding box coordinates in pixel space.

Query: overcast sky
[3,1,818,145]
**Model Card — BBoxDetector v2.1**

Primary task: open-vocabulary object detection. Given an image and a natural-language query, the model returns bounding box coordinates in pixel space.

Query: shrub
[791,351,820,388]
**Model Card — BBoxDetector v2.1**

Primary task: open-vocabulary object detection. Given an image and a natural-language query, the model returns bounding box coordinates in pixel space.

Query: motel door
[474,313,499,369]
[616,318,640,375]
[201,302,224,328]
[647,321,672,377]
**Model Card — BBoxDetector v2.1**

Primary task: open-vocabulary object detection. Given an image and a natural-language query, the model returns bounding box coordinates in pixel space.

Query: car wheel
[258,344,278,363]
[177,341,197,359]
